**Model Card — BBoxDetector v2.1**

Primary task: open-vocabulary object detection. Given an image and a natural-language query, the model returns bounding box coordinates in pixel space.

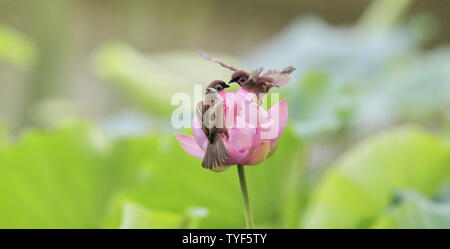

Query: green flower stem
[237,164,254,229]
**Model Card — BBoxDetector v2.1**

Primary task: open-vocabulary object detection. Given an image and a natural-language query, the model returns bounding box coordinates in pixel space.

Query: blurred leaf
[112,201,208,229]
[356,47,450,128]
[118,202,183,229]
[0,127,6,150]
[372,190,450,229]
[293,71,357,138]
[93,42,236,117]
[246,17,421,85]
[356,0,413,38]
[302,127,450,228]
[0,24,37,69]
[101,189,209,229]
[434,180,450,203]
[0,123,157,228]
[0,124,111,228]
[389,48,450,120]
[180,207,210,229]
[278,133,308,228]
[245,14,443,135]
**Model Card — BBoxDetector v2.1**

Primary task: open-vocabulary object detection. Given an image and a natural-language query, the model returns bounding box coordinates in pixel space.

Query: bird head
[207,80,229,92]
[229,70,250,85]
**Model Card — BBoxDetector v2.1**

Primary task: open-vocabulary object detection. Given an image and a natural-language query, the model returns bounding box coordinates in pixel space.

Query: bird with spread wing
[198,50,296,96]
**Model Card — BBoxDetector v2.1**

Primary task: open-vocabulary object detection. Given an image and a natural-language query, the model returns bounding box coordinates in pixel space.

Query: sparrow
[198,50,296,96]
[197,80,230,169]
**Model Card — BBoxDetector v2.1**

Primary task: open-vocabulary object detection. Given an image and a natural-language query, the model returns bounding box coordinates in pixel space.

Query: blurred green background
[0,0,449,228]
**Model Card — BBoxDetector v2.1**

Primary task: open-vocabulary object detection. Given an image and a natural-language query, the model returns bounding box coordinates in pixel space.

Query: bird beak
[228,78,238,84]
[224,84,230,88]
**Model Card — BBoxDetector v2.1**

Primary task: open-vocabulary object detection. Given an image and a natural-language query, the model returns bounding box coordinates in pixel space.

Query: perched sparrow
[198,50,296,95]
[197,80,230,169]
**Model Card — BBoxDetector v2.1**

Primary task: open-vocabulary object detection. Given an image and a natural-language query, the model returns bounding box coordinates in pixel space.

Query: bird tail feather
[281,66,296,74]
[202,137,228,169]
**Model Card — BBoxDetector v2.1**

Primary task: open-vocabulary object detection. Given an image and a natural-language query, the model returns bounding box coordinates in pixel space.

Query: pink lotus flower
[176,88,288,172]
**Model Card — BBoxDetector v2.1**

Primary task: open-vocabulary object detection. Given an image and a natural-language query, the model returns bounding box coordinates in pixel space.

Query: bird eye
[238,77,247,83]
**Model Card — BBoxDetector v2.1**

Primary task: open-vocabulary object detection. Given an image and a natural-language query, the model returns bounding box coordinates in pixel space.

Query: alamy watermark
[171,85,282,140]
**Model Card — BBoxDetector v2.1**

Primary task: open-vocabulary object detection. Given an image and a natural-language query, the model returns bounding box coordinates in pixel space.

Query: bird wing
[196,101,210,139]
[197,50,239,72]
[260,66,296,87]
[250,67,264,81]
[197,95,226,143]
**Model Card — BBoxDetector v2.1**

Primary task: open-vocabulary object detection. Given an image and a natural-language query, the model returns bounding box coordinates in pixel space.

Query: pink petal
[219,90,231,102]
[267,99,288,141]
[256,104,269,124]
[245,102,268,129]
[236,88,257,102]
[229,126,256,153]
[175,134,205,159]
[192,116,208,151]
[221,139,240,165]
[241,140,272,165]
[220,90,238,109]
[223,126,257,164]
